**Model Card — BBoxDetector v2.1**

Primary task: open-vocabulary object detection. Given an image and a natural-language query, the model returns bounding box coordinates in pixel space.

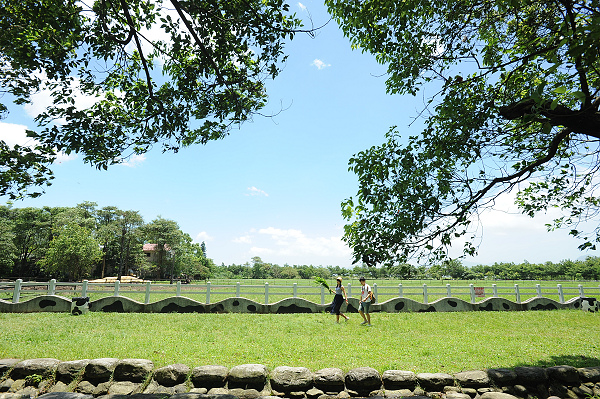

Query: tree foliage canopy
[327,0,600,265]
[0,0,301,198]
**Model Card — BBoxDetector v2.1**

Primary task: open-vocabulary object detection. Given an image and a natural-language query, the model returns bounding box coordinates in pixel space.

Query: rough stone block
[0,360,21,377]
[270,366,313,392]
[190,365,227,389]
[113,359,154,382]
[10,358,60,380]
[345,367,381,393]
[547,365,580,385]
[84,358,119,382]
[454,370,490,388]
[578,366,600,382]
[514,366,548,384]
[416,373,454,390]
[56,360,89,383]
[154,364,190,387]
[314,368,344,391]
[487,369,517,385]
[480,392,520,399]
[228,364,268,389]
[382,370,417,389]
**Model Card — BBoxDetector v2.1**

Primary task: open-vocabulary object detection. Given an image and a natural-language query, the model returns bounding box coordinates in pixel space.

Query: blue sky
[0,0,595,267]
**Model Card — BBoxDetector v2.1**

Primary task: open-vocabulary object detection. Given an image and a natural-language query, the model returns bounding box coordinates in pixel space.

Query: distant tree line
[0,202,213,281]
[0,202,598,282]
[212,257,600,281]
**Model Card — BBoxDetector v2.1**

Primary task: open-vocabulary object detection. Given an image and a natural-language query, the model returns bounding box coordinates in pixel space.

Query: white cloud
[245,186,269,197]
[119,154,146,168]
[298,2,307,11]
[0,122,78,164]
[233,235,252,244]
[233,227,352,264]
[195,231,213,242]
[311,59,331,70]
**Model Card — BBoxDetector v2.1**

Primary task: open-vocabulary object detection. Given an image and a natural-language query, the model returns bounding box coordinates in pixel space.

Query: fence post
[515,284,521,304]
[48,279,56,295]
[114,280,120,296]
[398,284,403,298]
[145,281,151,304]
[293,283,297,298]
[176,281,181,297]
[12,279,22,303]
[558,284,564,304]
[206,281,211,304]
[492,284,498,297]
[373,283,378,302]
[536,284,542,298]
[347,283,352,298]
[469,284,476,304]
[446,284,452,298]
[578,284,585,298]
[236,282,240,297]
[81,280,88,297]
[321,286,325,305]
[423,284,428,304]
[265,282,269,305]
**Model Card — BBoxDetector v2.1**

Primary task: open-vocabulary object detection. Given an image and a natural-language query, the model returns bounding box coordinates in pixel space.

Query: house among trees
[142,244,170,264]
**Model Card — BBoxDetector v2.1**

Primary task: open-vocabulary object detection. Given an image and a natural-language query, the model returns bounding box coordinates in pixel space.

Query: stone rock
[228,364,268,389]
[154,364,190,387]
[486,369,517,385]
[8,380,25,393]
[84,359,119,382]
[188,388,208,394]
[447,393,471,399]
[454,370,490,388]
[514,367,548,384]
[572,384,594,397]
[93,381,111,396]
[461,387,478,398]
[314,369,345,391]
[0,360,21,377]
[344,367,381,393]
[190,365,228,389]
[416,373,454,390]
[14,386,38,398]
[11,359,60,380]
[511,384,528,397]
[337,391,350,398]
[208,387,230,395]
[270,367,313,392]
[75,381,95,395]
[548,383,568,398]
[56,360,89,384]
[152,383,189,395]
[307,388,324,399]
[384,389,413,397]
[108,381,139,395]
[579,367,600,383]
[229,388,262,399]
[547,365,580,385]
[113,359,154,382]
[0,379,14,393]
[48,382,69,393]
[381,370,417,390]
[38,393,94,399]
[480,393,519,399]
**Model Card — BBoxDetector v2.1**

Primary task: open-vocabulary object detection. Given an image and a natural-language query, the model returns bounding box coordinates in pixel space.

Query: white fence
[2,279,599,305]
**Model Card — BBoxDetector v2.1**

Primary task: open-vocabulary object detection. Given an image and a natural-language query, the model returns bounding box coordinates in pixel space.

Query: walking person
[330,276,350,323]
[358,277,373,326]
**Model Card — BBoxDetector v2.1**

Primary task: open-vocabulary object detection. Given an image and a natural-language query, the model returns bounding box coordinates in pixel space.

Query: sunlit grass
[1,310,598,373]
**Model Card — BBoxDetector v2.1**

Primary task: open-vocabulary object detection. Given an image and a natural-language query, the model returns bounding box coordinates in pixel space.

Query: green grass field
[1,310,598,374]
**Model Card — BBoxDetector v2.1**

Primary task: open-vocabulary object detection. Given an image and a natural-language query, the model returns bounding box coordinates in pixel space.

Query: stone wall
[1,358,599,399]
[0,295,597,315]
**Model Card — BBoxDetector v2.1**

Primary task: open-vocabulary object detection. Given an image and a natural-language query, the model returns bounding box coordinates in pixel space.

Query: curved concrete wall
[0,295,596,313]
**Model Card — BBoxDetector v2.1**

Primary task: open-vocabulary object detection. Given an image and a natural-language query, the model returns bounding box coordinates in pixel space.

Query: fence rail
[2,279,599,306]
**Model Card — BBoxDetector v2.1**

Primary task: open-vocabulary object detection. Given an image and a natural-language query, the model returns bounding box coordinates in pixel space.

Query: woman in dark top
[330,276,350,323]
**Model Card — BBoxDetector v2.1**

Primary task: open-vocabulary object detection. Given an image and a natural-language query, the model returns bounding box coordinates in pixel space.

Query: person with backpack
[358,277,373,326]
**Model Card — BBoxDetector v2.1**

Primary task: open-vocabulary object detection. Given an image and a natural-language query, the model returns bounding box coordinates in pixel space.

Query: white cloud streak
[311,59,331,70]
[246,186,269,197]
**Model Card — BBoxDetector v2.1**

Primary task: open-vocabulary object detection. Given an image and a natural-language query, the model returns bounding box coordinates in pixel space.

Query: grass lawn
[1,310,598,373]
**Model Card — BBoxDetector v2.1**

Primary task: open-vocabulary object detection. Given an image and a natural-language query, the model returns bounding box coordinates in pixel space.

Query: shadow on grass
[512,355,600,369]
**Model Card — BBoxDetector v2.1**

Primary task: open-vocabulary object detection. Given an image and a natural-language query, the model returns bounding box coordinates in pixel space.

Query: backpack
[371,294,376,304]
